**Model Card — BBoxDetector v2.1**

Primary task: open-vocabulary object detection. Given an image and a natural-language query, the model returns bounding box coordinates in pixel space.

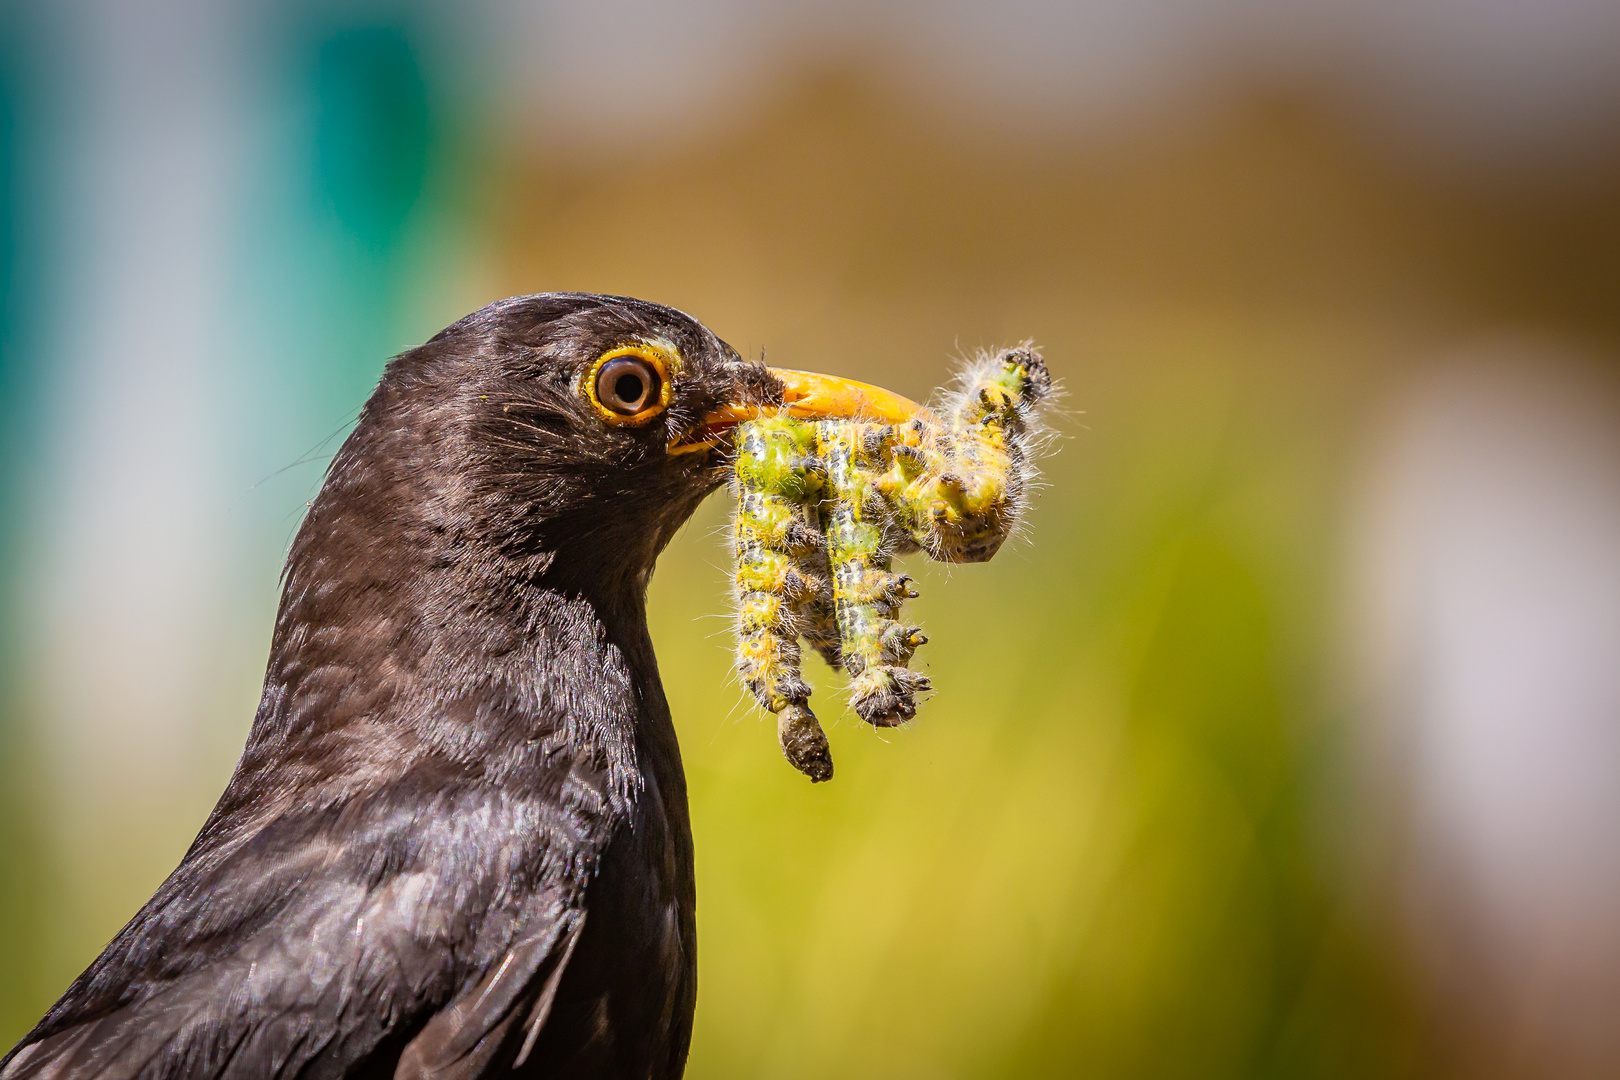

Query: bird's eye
[585,344,675,426]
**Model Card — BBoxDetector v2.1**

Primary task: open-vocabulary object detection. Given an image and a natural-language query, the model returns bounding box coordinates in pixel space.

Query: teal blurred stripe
[0,4,53,1042]
[0,2,477,1045]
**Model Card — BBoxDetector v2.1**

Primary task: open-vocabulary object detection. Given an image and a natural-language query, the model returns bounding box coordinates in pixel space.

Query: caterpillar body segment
[795,557,843,670]
[730,417,834,781]
[817,421,931,727]
[881,345,1052,563]
[728,346,1052,780]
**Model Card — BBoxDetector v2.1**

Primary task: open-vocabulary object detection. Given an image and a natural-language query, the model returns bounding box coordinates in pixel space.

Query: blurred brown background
[2,3,1619,1077]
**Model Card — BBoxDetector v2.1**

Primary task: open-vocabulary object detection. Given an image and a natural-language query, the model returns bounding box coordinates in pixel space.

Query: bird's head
[298,293,920,614]
[254,293,932,804]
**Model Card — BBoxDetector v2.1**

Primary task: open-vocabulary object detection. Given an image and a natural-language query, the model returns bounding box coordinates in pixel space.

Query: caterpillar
[729,345,1052,781]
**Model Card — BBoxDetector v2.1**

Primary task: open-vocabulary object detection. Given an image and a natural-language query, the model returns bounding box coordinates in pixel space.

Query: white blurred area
[31,0,241,957]
[1350,344,1620,1075]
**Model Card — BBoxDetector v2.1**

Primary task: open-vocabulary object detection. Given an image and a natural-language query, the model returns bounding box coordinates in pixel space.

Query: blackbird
[2,294,920,1080]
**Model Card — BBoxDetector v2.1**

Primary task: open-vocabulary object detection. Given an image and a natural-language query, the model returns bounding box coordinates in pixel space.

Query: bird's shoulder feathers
[2,752,614,1080]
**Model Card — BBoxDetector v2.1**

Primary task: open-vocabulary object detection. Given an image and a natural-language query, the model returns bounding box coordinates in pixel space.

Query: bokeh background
[3,1,1620,1076]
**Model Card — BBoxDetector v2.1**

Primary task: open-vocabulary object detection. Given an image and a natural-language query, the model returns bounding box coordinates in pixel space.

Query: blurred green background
[4,3,1620,1078]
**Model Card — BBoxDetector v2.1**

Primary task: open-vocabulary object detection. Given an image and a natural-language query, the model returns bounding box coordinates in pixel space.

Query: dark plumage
[2,294,788,1080]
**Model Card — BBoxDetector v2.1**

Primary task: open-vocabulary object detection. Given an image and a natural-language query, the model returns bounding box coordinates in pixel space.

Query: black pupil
[614,372,645,406]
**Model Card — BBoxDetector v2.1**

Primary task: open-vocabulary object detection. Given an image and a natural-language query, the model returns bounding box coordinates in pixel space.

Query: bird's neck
[231,399,703,833]
[239,499,678,822]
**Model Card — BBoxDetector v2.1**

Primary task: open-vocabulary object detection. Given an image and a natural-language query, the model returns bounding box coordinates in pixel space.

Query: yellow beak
[670,368,928,455]
[764,369,926,424]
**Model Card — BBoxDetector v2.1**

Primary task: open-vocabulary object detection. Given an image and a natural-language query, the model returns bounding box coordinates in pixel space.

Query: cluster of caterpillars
[730,345,1052,781]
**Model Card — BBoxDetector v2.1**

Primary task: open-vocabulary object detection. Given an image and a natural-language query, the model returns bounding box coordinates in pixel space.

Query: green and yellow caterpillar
[730,345,1052,780]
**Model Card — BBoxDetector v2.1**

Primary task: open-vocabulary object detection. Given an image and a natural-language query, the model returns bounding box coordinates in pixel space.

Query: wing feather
[393,910,586,1080]
[1,772,606,1080]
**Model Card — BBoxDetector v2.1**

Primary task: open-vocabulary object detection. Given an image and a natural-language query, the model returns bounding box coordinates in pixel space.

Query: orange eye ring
[584,342,677,426]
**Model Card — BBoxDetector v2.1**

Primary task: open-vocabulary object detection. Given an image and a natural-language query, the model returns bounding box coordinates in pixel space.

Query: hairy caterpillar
[729,345,1052,781]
